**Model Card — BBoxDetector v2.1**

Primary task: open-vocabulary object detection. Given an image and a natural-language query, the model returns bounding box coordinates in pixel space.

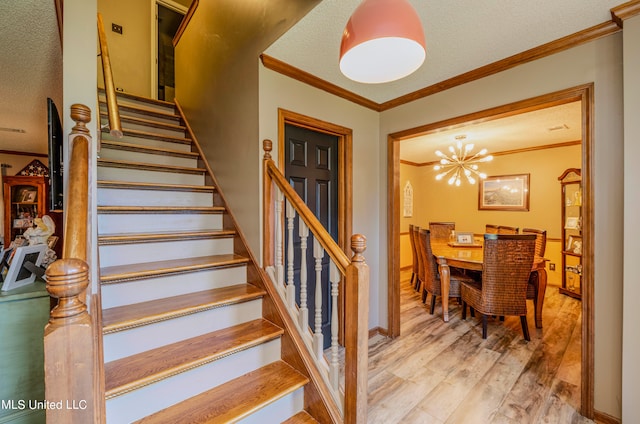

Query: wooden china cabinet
[558,168,582,299]
[2,175,49,249]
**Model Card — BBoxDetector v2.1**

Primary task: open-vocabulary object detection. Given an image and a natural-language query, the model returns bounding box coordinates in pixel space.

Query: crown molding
[611,0,640,27]
[263,19,620,112]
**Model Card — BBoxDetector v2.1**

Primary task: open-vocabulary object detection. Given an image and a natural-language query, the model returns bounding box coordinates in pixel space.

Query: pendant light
[339,0,426,84]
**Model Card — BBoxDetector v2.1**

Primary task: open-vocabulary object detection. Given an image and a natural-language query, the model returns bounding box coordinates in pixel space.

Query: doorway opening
[387,84,594,417]
[151,0,188,101]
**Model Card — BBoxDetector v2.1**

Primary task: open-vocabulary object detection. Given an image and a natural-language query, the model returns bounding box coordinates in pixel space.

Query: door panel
[285,124,338,348]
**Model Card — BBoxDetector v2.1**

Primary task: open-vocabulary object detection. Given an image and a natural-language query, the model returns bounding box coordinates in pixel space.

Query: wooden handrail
[44,104,98,423]
[262,139,368,424]
[263,140,350,274]
[97,12,122,138]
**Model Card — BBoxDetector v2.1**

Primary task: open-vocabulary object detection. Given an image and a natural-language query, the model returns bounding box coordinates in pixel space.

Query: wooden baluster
[345,234,369,424]
[285,200,296,309]
[275,190,284,290]
[329,261,341,389]
[262,139,274,268]
[313,237,325,359]
[299,219,309,331]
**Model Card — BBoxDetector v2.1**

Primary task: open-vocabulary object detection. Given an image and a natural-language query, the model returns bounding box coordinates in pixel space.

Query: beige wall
[174,1,319,257]
[98,0,153,96]
[380,34,624,418]
[259,66,381,326]
[622,14,640,423]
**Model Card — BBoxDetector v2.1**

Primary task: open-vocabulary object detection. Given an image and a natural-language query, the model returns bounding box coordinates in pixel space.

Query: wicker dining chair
[498,225,519,234]
[412,226,424,292]
[428,222,455,242]
[417,228,477,315]
[522,228,548,326]
[460,234,536,340]
[485,224,499,234]
[408,224,419,290]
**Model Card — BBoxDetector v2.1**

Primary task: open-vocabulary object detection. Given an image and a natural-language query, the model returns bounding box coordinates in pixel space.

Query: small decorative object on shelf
[558,168,582,299]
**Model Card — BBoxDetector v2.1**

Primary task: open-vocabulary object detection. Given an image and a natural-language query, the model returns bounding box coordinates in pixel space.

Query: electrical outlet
[549,263,556,271]
[112,23,123,34]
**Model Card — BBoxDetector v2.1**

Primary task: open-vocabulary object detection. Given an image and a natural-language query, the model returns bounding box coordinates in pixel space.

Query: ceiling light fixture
[434,135,493,186]
[339,0,426,84]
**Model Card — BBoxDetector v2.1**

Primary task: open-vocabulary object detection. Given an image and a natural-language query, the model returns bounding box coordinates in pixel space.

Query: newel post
[263,139,274,267]
[43,103,96,423]
[344,234,369,424]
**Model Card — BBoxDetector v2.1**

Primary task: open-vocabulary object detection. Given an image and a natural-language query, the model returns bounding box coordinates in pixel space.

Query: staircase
[96,91,322,423]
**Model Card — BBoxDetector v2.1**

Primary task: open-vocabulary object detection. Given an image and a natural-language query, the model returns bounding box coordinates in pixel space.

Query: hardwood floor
[364,270,591,424]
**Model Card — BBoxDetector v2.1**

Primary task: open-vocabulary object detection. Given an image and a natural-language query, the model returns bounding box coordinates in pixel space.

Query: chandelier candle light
[434,135,493,186]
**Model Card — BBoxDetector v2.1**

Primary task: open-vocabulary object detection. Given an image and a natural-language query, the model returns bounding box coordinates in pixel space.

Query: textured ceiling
[0,0,625,157]
[266,0,623,104]
[0,0,62,155]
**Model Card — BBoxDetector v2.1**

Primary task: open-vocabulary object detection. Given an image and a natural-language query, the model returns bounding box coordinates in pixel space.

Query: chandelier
[434,135,493,186]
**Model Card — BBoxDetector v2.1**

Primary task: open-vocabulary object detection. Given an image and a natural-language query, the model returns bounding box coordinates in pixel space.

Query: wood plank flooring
[363,270,592,424]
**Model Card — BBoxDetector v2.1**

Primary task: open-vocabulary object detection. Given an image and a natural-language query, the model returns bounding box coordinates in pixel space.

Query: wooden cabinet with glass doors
[559,168,582,299]
[2,176,48,249]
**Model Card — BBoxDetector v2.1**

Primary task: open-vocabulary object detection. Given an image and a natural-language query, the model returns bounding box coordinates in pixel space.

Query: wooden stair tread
[100,101,181,122]
[101,140,199,158]
[98,229,235,245]
[97,206,224,214]
[282,411,320,423]
[102,284,265,334]
[100,110,185,132]
[111,128,191,144]
[99,88,175,109]
[100,253,249,283]
[104,319,284,399]
[97,158,206,174]
[97,180,215,192]
[133,361,309,424]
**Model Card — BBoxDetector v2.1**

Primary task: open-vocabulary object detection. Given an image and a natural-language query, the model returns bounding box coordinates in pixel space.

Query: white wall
[380,34,624,418]
[258,65,382,328]
[622,14,640,423]
[63,0,99,294]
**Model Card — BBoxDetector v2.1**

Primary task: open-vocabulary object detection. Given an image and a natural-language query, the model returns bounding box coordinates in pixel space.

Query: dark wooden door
[285,123,338,349]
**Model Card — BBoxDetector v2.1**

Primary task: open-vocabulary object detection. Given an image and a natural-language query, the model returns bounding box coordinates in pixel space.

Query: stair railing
[44,104,101,423]
[97,12,122,138]
[262,139,369,423]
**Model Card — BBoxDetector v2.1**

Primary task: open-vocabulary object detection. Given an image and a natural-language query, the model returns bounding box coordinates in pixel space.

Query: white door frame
[150,0,188,99]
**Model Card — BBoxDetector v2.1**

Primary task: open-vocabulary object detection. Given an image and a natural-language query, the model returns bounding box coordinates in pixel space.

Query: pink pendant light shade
[339,0,426,84]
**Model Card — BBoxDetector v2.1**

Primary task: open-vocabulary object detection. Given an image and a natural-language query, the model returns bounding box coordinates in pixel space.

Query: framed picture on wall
[478,174,530,211]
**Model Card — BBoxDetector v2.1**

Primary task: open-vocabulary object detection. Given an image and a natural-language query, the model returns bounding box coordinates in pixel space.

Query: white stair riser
[98,212,222,233]
[239,388,305,424]
[97,188,213,207]
[99,148,198,168]
[101,132,192,152]
[103,298,263,362]
[97,167,205,185]
[101,265,247,309]
[100,116,185,138]
[99,237,233,267]
[105,340,281,423]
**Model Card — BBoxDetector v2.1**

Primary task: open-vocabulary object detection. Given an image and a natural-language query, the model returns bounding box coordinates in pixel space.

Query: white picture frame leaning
[1,244,47,292]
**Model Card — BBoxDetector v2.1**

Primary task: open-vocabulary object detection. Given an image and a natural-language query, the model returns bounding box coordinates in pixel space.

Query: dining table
[431,239,548,327]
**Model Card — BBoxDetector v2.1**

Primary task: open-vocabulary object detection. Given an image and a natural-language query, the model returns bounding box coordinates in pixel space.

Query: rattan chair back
[429,222,455,242]
[498,225,519,234]
[485,224,499,234]
[480,234,535,315]
[522,228,547,257]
